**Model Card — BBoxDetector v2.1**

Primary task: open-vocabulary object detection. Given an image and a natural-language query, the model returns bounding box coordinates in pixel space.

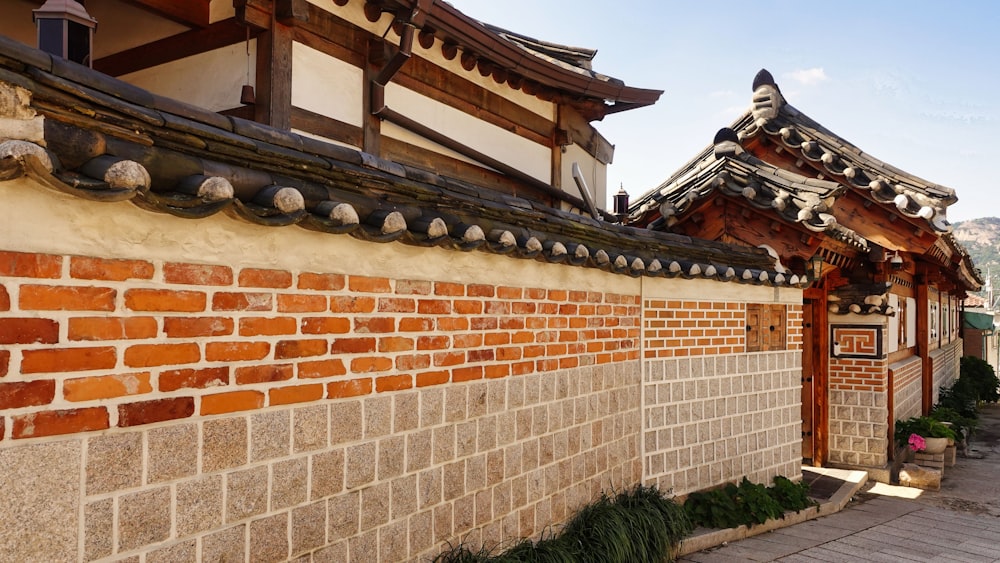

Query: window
[746,304,786,352]
[897,298,907,347]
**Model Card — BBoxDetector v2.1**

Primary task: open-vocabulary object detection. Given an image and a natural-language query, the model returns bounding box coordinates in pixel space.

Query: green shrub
[434,485,692,563]
[929,406,978,443]
[683,476,815,529]
[894,416,957,446]
[960,356,1000,404]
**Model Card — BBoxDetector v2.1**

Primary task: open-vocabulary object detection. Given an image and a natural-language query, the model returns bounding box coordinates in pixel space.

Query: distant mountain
[952,217,1000,298]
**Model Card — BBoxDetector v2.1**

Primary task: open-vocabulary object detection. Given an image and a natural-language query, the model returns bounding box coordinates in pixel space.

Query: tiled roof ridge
[0,38,806,288]
[746,69,955,233]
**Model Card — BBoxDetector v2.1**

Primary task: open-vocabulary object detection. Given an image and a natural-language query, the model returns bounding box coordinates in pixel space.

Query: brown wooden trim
[255,15,294,130]
[130,0,210,27]
[94,18,252,77]
[803,288,829,466]
[916,276,932,414]
[363,39,383,156]
[219,105,255,121]
[381,135,555,206]
[290,107,363,148]
[292,2,554,148]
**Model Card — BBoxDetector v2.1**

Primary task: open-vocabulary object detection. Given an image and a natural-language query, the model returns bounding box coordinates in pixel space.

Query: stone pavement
[680,404,1000,562]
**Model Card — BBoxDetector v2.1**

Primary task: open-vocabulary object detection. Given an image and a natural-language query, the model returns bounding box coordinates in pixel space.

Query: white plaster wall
[291,41,364,129]
[641,276,801,304]
[209,0,235,23]
[0,177,636,295]
[907,297,917,347]
[887,294,899,354]
[561,143,607,209]
[385,83,551,183]
[301,0,555,121]
[120,41,256,112]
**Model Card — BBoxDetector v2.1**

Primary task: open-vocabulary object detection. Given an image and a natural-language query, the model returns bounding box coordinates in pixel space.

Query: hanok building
[1,3,810,562]
[628,70,982,478]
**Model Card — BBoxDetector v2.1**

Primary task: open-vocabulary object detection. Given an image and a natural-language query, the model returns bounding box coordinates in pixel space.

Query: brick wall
[931,339,962,405]
[827,322,889,468]
[891,356,923,424]
[0,180,805,561]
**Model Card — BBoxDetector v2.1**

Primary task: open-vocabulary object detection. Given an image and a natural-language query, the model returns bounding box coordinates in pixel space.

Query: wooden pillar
[253,2,293,130]
[363,38,384,156]
[804,287,828,466]
[916,276,932,414]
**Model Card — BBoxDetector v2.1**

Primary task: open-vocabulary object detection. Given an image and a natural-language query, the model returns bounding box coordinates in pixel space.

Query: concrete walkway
[680,404,1000,562]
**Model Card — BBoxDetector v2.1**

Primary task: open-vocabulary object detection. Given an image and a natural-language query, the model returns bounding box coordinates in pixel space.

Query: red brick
[12,407,109,439]
[164,262,233,286]
[201,390,264,415]
[235,364,293,384]
[395,354,430,371]
[452,366,483,382]
[525,288,546,299]
[496,347,522,361]
[0,251,61,278]
[159,367,229,391]
[467,284,495,297]
[378,337,414,353]
[399,318,434,332]
[330,337,376,354]
[0,350,8,376]
[275,339,327,359]
[269,383,324,406]
[416,371,448,387]
[70,257,153,281]
[212,292,273,311]
[0,380,55,408]
[239,316,296,336]
[298,272,345,291]
[434,282,464,296]
[453,334,482,348]
[485,333,510,346]
[330,296,375,313]
[302,317,350,334]
[239,268,292,288]
[471,317,498,330]
[278,294,327,313]
[348,275,391,293]
[378,297,415,313]
[350,356,393,373]
[511,361,534,376]
[124,343,199,368]
[19,285,115,311]
[395,280,431,295]
[163,316,234,338]
[453,300,483,314]
[119,397,195,426]
[64,372,152,402]
[0,318,59,344]
[298,359,347,379]
[375,374,412,392]
[437,318,468,331]
[205,341,270,362]
[126,289,206,312]
[69,316,157,341]
[0,284,9,310]
[21,347,116,374]
[433,351,464,367]
[467,349,494,362]
[355,317,395,333]
[497,286,522,299]
[417,336,449,351]
[485,365,510,379]
[327,378,372,398]
[418,299,452,315]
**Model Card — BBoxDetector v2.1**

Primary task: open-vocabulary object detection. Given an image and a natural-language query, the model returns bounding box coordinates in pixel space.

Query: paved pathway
[681,493,1000,562]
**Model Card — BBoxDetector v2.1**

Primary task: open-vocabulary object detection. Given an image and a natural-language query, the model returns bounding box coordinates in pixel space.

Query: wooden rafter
[127,0,211,28]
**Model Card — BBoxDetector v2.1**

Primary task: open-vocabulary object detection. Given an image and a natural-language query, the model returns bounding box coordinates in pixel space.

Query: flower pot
[922,436,949,454]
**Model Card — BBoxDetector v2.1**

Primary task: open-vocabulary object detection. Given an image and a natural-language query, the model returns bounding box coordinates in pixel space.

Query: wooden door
[801,300,815,461]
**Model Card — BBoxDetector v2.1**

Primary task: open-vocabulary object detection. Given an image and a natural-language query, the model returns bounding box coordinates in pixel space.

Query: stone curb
[676,468,869,557]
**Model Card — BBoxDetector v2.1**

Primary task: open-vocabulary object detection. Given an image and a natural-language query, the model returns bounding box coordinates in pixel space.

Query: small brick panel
[891,356,922,423]
[642,351,802,495]
[930,339,961,405]
[0,250,639,440]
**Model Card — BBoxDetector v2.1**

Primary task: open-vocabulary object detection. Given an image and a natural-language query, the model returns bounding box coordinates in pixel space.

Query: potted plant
[894,416,957,455]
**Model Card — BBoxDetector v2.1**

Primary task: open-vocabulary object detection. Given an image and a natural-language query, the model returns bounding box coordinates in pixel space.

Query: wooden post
[253,2,293,130]
[916,274,932,414]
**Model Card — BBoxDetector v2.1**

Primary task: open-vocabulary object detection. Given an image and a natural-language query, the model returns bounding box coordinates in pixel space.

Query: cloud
[784,68,829,86]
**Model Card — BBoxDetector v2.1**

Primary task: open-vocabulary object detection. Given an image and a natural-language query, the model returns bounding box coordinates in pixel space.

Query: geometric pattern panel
[831,324,882,358]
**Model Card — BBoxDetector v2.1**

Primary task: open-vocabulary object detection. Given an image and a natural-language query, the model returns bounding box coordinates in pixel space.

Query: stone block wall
[828,349,889,468]
[0,181,805,561]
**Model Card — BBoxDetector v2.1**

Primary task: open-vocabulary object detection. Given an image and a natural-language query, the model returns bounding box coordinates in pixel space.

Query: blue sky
[454,1,998,223]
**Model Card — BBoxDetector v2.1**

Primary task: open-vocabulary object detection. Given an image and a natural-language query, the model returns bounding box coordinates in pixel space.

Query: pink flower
[908,433,926,452]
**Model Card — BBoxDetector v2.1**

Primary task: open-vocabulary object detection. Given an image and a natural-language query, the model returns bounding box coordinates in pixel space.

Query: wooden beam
[128,0,211,28]
[253,9,294,130]
[94,18,251,77]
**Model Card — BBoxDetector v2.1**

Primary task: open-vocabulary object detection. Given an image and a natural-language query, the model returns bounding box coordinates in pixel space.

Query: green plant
[960,356,1000,404]
[929,406,977,443]
[767,476,815,513]
[434,485,692,563]
[894,416,957,446]
[683,476,812,529]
